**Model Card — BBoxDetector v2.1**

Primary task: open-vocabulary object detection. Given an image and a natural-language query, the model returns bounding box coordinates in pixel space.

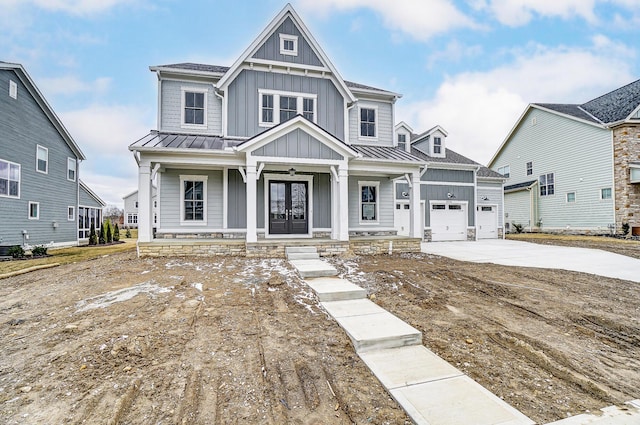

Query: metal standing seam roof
[351,145,424,162]
[129,132,245,150]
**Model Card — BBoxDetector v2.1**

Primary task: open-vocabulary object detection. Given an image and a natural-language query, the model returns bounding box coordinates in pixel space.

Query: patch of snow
[192,283,203,292]
[75,281,171,312]
[141,270,150,274]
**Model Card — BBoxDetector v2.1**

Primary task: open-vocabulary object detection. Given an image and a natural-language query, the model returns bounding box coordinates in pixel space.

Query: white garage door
[431,203,467,241]
[477,205,498,239]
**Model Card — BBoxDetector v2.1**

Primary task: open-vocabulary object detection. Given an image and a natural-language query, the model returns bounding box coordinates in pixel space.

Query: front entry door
[269,181,308,235]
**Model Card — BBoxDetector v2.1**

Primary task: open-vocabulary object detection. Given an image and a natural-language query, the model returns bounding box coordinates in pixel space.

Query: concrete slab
[321,298,386,317]
[335,311,422,352]
[289,259,337,278]
[391,375,535,425]
[306,277,367,301]
[285,246,317,254]
[545,400,640,425]
[422,240,640,283]
[287,252,320,260]
[360,345,463,389]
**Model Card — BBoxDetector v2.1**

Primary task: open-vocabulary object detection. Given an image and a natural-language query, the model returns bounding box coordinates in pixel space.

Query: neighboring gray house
[129,4,504,257]
[489,79,640,235]
[0,62,105,247]
[122,187,157,229]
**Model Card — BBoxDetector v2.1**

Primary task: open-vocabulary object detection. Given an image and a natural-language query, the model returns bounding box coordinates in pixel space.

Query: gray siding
[421,185,475,227]
[423,169,474,183]
[160,79,222,135]
[252,17,323,67]
[477,183,504,227]
[227,70,344,139]
[0,69,79,246]
[349,101,393,145]
[348,176,394,228]
[227,169,247,229]
[313,173,331,228]
[493,107,613,230]
[159,169,223,229]
[505,190,532,229]
[79,186,102,208]
[252,129,343,160]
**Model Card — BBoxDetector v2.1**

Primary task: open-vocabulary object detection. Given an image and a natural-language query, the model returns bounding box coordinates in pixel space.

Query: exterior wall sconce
[447,192,456,199]
[52,221,58,228]
[288,167,296,176]
[481,196,489,201]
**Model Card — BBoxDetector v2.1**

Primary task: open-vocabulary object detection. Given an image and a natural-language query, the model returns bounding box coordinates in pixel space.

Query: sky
[2,0,639,207]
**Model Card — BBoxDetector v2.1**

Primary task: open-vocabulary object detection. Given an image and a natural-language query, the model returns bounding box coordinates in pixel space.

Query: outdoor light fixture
[288,167,296,176]
[447,192,456,199]
[482,196,489,201]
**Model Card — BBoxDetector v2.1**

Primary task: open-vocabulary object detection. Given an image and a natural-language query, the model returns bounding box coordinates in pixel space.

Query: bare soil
[1,245,639,424]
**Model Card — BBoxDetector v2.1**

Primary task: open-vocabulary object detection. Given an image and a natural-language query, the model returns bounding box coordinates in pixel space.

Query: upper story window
[258,89,316,127]
[279,34,298,56]
[182,89,207,127]
[68,206,75,221]
[397,134,407,150]
[600,187,612,200]
[36,145,48,174]
[360,107,376,138]
[67,158,76,181]
[180,175,208,224]
[540,173,554,196]
[9,80,17,99]
[498,165,510,178]
[433,137,442,154]
[526,161,533,176]
[0,159,20,198]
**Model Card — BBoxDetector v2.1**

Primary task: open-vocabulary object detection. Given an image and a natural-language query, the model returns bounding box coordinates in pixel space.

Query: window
[279,34,298,56]
[181,175,207,223]
[540,173,555,196]
[68,206,75,221]
[498,165,510,178]
[359,182,379,223]
[67,158,76,181]
[360,108,376,138]
[154,200,157,208]
[526,162,533,176]
[182,90,206,126]
[9,80,17,99]
[397,134,406,150]
[127,213,138,224]
[449,204,462,210]
[28,202,39,219]
[432,204,446,210]
[566,192,576,203]
[0,159,20,198]
[280,96,297,123]
[258,90,316,127]
[135,201,138,208]
[78,206,101,239]
[433,137,442,154]
[601,187,612,200]
[36,145,48,173]
[631,166,640,183]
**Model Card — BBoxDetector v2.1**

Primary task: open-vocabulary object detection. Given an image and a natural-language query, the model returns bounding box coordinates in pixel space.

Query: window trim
[358,181,380,225]
[600,187,612,200]
[68,206,75,221]
[9,80,17,99]
[539,172,555,197]
[36,145,48,174]
[397,133,407,150]
[433,136,442,155]
[358,106,378,141]
[526,161,533,176]
[258,89,317,127]
[78,206,101,239]
[180,175,208,225]
[67,157,76,181]
[180,87,207,129]
[566,192,576,203]
[497,165,510,178]
[0,158,21,199]
[127,213,138,225]
[28,201,39,220]
[279,33,299,56]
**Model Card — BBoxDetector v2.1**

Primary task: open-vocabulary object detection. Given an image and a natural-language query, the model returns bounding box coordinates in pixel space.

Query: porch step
[285,246,318,256]
[289,259,337,278]
[287,252,319,260]
[305,277,367,301]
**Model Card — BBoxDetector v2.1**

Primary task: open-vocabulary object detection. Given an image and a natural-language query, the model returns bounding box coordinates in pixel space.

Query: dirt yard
[1,243,639,424]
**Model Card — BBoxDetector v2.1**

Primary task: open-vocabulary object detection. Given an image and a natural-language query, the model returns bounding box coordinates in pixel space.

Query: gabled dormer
[411,125,448,158]
[394,121,413,153]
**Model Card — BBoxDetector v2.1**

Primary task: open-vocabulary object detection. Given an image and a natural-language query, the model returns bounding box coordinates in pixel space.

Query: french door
[269,181,308,235]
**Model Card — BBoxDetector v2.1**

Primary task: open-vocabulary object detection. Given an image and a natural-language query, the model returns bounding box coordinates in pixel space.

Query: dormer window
[397,134,406,150]
[279,34,298,56]
[182,88,207,128]
[433,137,442,154]
[359,107,376,139]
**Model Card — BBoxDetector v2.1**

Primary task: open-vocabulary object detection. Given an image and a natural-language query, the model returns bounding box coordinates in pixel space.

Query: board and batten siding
[227,70,344,139]
[0,69,79,246]
[159,169,223,229]
[251,17,323,67]
[494,107,613,230]
[477,182,504,227]
[349,100,393,145]
[422,168,474,184]
[348,176,394,228]
[227,169,247,229]
[252,129,343,160]
[421,185,475,227]
[160,79,222,135]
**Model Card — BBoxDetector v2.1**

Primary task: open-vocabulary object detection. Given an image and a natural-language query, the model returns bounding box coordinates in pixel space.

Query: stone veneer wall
[349,238,421,255]
[467,228,476,241]
[613,125,640,234]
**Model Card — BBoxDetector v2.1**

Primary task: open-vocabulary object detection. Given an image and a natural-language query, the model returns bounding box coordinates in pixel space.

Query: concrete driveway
[421,239,640,283]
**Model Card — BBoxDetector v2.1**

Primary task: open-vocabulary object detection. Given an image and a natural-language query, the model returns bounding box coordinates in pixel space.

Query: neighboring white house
[489,79,640,235]
[122,187,157,229]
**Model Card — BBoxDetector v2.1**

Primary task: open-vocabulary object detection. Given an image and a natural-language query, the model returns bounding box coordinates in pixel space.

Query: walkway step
[289,259,337,278]
[546,400,640,425]
[306,277,367,301]
[285,246,317,255]
[287,252,320,260]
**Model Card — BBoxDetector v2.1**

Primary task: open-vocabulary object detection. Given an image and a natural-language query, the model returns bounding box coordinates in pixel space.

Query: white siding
[477,182,504,227]
[349,100,393,146]
[160,80,222,135]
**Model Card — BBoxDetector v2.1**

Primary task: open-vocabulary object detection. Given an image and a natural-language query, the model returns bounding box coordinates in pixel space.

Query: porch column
[338,166,349,241]
[330,169,339,240]
[138,161,153,243]
[246,165,258,243]
[410,171,422,239]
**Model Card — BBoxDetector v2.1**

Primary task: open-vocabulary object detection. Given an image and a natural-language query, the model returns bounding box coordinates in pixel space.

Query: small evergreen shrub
[98,228,105,244]
[512,222,524,234]
[622,222,630,236]
[104,219,113,243]
[89,223,98,245]
[113,224,120,242]
[32,245,48,256]
[8,245,25,259]
[125,228,132,238]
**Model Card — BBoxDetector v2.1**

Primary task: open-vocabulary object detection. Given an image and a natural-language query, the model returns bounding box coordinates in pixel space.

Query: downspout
[609,128,617,232]
[474,165,480,241]
[215,88,225,137]
[76,159,81,246]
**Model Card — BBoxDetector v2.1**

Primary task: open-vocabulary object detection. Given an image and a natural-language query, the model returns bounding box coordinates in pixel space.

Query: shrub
[32,245,48,257]
[622,222,630,236]
[89,223,98,245]
[512,222,524,234]
[8,245,25,259]
[125,228,132,238]
[98,227,105,244]
[104,219,113,243]
[113,224,120,242]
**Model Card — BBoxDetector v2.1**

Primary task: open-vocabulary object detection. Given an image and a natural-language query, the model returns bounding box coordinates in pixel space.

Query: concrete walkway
[421,239,640,283]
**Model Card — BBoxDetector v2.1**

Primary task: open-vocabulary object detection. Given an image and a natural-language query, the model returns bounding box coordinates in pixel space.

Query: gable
[252,16,323,67]
[251,128,344,160]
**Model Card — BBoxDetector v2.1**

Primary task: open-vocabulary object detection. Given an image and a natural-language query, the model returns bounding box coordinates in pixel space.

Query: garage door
[477,205,498,239]
[431,203,467,241]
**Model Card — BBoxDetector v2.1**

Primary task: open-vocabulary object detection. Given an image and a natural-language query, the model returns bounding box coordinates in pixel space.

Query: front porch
[137,235,422,258]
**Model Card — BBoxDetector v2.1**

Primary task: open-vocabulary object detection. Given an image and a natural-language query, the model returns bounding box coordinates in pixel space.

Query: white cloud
[295,0,478,41]
[397,40,636,165]
[426,40,484,69]
[0,0,135,16]
[39,76,112,96]
[475,0,598,26]
[80,169,138,207]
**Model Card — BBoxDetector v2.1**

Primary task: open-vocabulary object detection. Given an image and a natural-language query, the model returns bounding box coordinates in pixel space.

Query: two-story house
[0,62,105,249]
[489,79,640,236]
[130,4,504,257]
[122,187,157,229]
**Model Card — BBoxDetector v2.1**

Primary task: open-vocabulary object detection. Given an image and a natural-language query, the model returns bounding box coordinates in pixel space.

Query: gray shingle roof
[130,132,244,150]
[581,78,640,124]
[477,167,505,179]
[351,145,424,163]
[410,146,476,166]
[504,180,537,191]
[534,104,601,124]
